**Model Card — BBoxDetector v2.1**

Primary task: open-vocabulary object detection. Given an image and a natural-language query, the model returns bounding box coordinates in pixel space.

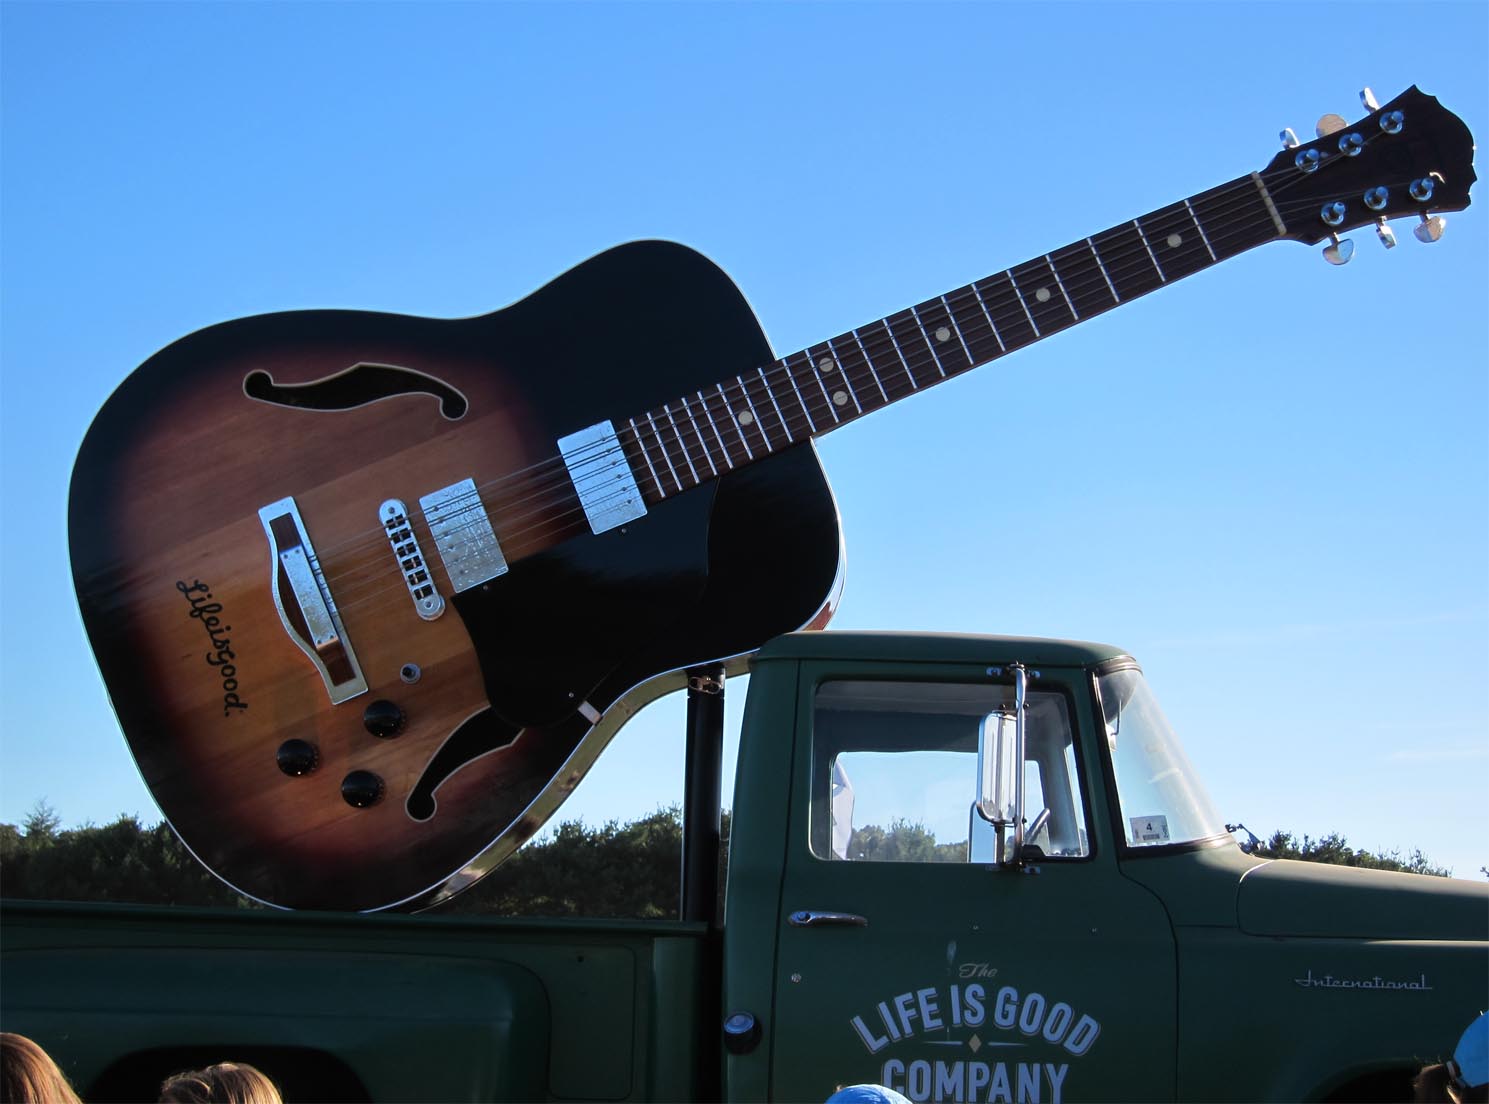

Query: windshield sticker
[1294,970,1433,991]
[1129,815,1169,843]
[847,980,1102,1103]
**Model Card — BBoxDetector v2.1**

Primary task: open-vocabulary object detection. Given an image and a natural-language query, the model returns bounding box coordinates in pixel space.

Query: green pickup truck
[3,630,1485,1103]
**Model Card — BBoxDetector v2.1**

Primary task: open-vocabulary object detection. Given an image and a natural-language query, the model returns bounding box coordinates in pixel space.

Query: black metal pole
[680,664,725,924]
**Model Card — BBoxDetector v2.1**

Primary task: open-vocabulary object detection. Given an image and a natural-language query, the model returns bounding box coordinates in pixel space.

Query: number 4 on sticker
[1131,815,1171,843]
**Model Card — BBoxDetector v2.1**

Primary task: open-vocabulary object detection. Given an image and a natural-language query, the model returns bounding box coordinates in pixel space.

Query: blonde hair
[1,1033,82,1104]
[158,1062,281,1104]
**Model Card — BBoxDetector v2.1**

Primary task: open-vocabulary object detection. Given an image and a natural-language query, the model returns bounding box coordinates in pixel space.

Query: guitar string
[317,138,1417,614]
[323,153,1397,618]
[319,166,1380,621]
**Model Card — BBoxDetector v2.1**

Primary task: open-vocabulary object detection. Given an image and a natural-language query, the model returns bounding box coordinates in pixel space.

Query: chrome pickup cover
[419,478,508,593]
[557,420,647,535]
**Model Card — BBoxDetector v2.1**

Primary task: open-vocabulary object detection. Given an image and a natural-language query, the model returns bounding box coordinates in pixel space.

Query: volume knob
[362,699,405,739]
[276,739,319,777]
[341,771,384,809]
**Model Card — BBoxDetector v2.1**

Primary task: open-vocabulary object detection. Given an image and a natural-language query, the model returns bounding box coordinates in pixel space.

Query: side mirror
[975,664,1028,864]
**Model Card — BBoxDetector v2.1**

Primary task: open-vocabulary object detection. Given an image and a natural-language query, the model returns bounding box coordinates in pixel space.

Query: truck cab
[725,631,1486,1103]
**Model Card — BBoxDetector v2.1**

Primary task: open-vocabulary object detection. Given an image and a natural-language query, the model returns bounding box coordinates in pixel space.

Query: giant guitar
[70,87,1474,911]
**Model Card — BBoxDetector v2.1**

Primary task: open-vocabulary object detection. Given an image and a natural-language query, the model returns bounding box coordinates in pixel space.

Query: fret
[1009,257,1078,336]
[966,282,1008,354]
[1193,176,1281,258]
[715,383,755,461]
[645,411,685,492]
[757,365,796,444]
[1050,240,1120,319]
[1083,237,1122,306]
[815,340,862,416]
[695,389,735,469]
[1088,223,1165,302]
[849,329,891,404]
[1132,219,1167,282]
[978,273,1038,350]
[941,286,1003,364]
[782,351,833,433]
[935,295,978,369]
[676,396,718,478]
[873,319,921,392]
[624,418,665,500]
[661,403,701,485]
[1136,202,1216,282]
[731,375,773,453]
[1182,199,1217,262]
[907,304,951,378]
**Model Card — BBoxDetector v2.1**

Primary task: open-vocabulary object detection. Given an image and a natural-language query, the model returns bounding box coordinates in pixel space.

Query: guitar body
[70,241,842,910]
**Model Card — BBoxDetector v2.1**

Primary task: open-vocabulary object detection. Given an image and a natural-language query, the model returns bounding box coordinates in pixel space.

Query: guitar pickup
[420,478,508,593]
[380,499,446,621]
[259,497,368,704]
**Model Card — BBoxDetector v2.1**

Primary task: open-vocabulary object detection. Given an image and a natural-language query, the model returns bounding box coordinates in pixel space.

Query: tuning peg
[1375,219,1397,249]
[1414,213,1446,243]
[1323,233,1355,265]
[1280,128,1301,150]
[1361,88,1380,112]
[1316,114,1348,138]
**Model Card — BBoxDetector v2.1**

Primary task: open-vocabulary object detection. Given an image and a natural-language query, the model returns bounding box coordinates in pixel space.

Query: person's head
[1416,1012,1489,1104]
[1,1033,82,1104]
[158,1062,281,1104]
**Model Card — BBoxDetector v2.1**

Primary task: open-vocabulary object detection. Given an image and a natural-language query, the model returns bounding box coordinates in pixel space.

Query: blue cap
[826,1086,914,1104]
[1453,1011,1487,1090]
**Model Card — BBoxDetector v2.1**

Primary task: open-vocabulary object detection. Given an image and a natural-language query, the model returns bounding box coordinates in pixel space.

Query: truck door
[769,664,1177,1104]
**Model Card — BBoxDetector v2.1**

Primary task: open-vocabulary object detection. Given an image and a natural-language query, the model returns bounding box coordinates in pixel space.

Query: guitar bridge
[259,497,368,704]
[380,499,445,621]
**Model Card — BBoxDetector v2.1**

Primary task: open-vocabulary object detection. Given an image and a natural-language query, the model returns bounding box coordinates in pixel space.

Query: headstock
[1263,86,1475,263]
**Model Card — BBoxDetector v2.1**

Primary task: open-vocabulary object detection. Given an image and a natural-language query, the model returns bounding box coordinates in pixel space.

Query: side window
[809,679,1090,863]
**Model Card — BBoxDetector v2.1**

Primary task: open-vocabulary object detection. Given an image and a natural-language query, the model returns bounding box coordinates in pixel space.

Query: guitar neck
[621,170,1285,501]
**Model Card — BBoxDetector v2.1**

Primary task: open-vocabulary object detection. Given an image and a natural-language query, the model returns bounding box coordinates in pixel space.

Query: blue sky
[3,2,1485,883]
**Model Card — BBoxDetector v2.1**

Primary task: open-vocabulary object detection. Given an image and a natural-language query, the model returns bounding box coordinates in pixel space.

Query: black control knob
[362,699,405,739]
[276,739,318,777]
[341,770,384,808]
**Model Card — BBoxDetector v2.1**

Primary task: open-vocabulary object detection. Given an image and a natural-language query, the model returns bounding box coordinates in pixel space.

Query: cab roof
[752,630,1132,669]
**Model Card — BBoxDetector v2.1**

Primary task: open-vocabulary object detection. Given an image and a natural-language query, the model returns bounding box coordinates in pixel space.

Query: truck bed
[1,899,710,1103]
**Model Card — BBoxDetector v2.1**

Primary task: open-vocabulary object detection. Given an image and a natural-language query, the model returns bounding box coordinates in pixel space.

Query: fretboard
[620,171,1285,501]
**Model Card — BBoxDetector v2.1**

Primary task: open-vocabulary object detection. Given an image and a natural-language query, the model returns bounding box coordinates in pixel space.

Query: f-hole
[244,362,468,420]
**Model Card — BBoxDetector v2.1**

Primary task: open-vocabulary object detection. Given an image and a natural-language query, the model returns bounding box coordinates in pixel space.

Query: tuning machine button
[1315,114,1348,138]
[1375,220,1397,249]
[1322,234,1355,266]
[276,739,319,777]
[363,699,406,739]
[1280,128,1301,150]
[341,771,385,808]
[1414,213,1446,243]
[1361,88,1381,112]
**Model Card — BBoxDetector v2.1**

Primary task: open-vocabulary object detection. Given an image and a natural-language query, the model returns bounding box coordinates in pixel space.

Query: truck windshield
[1095,666,1227,850]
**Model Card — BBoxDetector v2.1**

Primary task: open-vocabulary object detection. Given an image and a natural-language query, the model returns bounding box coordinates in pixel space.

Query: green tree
[1253,830,1451,877]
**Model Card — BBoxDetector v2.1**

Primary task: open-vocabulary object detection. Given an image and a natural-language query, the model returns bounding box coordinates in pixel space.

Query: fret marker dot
[1167,232,1183,248]
[832,391,848,406]
[738,411,755,426]
[1035,287,1052,303]
[934,326,951,343]
[817,356,836,373]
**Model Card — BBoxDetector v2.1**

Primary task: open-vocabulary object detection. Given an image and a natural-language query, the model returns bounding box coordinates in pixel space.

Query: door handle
[788,909,868,928]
